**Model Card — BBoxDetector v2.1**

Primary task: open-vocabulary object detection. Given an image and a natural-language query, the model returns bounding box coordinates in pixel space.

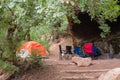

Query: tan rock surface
[72,56,92,67]
[98,68,120,80]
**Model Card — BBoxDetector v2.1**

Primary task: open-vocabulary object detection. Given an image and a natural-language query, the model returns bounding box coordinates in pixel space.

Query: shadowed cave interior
[72,12,120,41]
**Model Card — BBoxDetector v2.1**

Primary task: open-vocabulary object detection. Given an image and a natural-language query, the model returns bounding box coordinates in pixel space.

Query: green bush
[0,60,19,74]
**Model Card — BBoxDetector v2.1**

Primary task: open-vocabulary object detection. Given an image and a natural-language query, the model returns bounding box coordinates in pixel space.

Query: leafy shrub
[0,60,19,74]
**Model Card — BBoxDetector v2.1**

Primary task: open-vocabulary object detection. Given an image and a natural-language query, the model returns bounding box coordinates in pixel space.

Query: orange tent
[16,41,47,58]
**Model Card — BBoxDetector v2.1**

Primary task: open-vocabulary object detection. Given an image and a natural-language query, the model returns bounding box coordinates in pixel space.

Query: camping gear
[83,43,94,58]
[65,46,72,54]
[59,43,101,59]
[92,46,101,57]
[65,46,72,60]
[73,46,84,57]
[83,43,101,58]
[59,45,66,60]
[16,41,47,59]
[59,45,64,60]
[84,43,94,54]
[58,45,72,60]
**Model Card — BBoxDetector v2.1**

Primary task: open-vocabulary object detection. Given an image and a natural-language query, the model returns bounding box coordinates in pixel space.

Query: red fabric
[83,43,94,54]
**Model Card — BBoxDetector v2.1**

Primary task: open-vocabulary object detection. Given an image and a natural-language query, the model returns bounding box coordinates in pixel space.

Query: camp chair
[83,43,94,58]
[73,46,85,57]
[92,45,101,58]
[83,43,101,59]
[65,46,73,60]
[59,45,64,60]
[58,45,72,60]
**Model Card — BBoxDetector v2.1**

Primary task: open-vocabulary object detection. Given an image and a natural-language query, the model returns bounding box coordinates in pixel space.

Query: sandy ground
[10,38,120,80]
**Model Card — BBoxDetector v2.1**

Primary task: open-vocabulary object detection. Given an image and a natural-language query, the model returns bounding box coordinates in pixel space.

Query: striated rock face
[98,68,120,80]
[72,56,92,67]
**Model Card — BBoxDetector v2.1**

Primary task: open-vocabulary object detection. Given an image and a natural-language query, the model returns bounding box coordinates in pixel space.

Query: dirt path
[12,57,120,80]
[11,38,120,80]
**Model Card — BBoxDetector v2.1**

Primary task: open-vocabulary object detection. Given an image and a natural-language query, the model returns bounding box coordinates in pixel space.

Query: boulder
[72,57,92,67]
[98,68,120,80]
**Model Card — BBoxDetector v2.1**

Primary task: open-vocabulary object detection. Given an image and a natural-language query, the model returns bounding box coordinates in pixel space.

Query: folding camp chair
[92,45,101,58]
[83,43,94,59]
[65,46,73,60]
[83,43,102,59]
[59,45,72,60]
[59,45,64,60]
[73,46,85,57]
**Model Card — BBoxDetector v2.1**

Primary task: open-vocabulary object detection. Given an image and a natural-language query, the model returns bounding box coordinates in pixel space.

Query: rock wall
[72,12,120,56]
